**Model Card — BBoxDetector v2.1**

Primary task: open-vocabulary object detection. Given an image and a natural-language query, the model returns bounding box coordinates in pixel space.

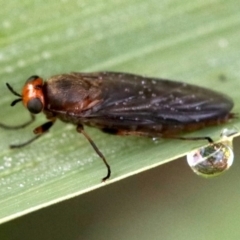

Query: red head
[6,76,45,114]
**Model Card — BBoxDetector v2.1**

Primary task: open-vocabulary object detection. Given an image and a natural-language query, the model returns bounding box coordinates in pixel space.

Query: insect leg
[77,124,111,182]
[0,114,35,129]
[10,119,56,148]
[163,136,214,144]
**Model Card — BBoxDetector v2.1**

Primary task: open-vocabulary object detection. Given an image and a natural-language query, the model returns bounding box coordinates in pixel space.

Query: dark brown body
[42,72,233,137]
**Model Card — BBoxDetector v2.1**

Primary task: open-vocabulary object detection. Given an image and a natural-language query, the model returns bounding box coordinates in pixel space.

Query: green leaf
[0,0,239,223]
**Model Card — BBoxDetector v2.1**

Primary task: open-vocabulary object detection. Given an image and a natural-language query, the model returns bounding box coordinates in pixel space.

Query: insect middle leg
[77,124,111,182]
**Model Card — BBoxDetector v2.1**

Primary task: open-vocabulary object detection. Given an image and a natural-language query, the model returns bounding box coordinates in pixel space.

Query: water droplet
[17,59,26,67]
[41,51,51,59]
[5,66,14,73]
[0,53,5,61]
[3,20,11,29]
[220,127,238,138]
[186,128,237,178]
[151,80,156,84]
[186,142,234,177]
[218,38,229,48]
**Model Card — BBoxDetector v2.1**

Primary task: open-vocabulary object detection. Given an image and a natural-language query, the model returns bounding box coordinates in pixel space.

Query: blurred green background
[0,0,240,239]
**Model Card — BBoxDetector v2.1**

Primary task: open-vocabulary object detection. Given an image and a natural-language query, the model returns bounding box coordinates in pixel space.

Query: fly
[0,72,234,181]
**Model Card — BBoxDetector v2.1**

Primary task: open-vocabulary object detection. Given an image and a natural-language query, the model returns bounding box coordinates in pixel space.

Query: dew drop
[186,142,234,177]
[186,128,237,178]
[0,53,5,61]
[41,51,51,59]
[3,20,11,29]
[151,80,156,84]
[17,59,26,67]
[218,38,229,48]
[220,127,238,138]
[5,66,14,73]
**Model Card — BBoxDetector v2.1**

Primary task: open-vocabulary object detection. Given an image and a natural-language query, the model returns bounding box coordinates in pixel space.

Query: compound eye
[27,98,43,114]
[25,75,39,84]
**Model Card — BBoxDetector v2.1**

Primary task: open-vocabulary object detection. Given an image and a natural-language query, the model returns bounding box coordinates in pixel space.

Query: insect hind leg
[163,135,214,144]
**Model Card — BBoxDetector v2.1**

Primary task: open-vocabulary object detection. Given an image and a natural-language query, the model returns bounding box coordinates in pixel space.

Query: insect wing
[77,72,233,125]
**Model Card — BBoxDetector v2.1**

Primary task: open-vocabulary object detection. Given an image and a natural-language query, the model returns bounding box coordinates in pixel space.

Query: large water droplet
[186,128,237,178]
[186,142,234,177]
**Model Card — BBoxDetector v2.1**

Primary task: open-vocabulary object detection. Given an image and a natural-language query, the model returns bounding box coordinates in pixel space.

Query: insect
[0,72,234,181]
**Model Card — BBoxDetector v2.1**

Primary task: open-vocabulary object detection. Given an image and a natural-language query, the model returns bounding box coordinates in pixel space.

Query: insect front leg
[10,118,56,148]
[77,124,111,182]
[0,113,35,129]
